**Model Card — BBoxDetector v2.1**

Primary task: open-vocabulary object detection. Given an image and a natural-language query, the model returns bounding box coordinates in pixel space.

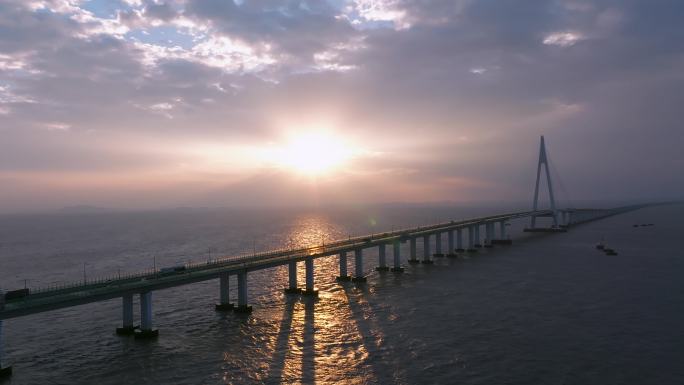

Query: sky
[0,0,683,212]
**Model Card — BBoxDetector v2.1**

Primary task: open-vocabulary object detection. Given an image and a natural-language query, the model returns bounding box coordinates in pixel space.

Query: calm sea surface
[1,204,683,384]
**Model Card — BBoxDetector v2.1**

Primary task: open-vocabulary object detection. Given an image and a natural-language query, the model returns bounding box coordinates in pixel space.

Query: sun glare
[272,132,355,176]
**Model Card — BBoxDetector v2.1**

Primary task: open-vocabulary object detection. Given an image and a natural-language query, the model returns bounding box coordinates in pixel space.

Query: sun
[272,131,355,176]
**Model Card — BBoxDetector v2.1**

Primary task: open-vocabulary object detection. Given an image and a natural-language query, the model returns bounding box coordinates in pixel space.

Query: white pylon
[530,136,558,228]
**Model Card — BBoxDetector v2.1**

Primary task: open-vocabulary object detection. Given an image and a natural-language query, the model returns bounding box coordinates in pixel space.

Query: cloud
[1,0,684,211]
[543,31,583,47]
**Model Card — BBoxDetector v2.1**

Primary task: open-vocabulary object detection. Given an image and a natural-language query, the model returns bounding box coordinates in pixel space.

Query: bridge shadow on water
[264,296,316,384]
[339,282,405,384]
[260,281,405,384]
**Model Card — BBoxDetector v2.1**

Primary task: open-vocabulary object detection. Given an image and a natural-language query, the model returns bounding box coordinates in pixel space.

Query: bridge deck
[1,207,634,320]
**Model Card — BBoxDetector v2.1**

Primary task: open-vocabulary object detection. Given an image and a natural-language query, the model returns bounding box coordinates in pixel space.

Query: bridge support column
[492,221,512,245]
[337,251,351,281]
[215,273,235,310]
[467,226,477,252]
[235,270,252,313]
[352,249,366,282]
[302,257,318,296]
[422,235,434,264]
[391,240,404,272]
[408,237,419,264]
[456,228,464,252]
[474,225,482,248]
[447,230,456,257]
[561,211,569,227]
[0,297,11,379]
[285,261,301,294]
[135,291,158,339]
[434,232,444,257]
[376,244,389,271]
[484,223,493,248]
[116,294,136,334]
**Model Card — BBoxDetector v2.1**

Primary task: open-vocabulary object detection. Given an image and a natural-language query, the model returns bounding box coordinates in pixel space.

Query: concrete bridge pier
[336,251,351,281]
[134,291,158,339]
[391,240,404,272]
[215,273,235,310]
[492,221,512,245]
[484,223,493,248]
[284,261,302,294]
[0,296,11,379]
[561,211,569,227]
[116,294,136,334]
[376,244,389,271]
[467,226,477,252]
[352,249,367,282]
[422,235,434,264]
[302,257,319,297]
[408,237,419,264]
[234,270,252,313]
[456,228,465,252]
[446,230,456,257]
[474,225,482,248]
[433,232,444,257]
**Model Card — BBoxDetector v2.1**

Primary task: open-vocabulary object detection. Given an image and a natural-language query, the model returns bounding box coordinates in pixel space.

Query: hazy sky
[1,0,683,212]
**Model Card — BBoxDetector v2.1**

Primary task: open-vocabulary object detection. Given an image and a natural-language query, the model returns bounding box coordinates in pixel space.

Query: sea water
[0,204,683,384]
